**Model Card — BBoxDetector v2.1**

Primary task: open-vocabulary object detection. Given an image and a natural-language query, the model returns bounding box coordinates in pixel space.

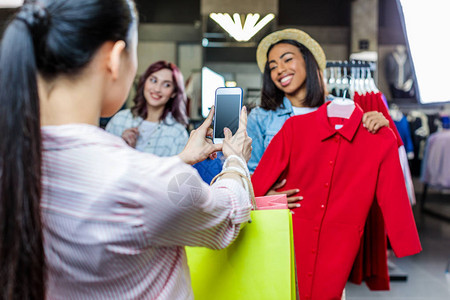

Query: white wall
[137,42,177,75]
[178,44,203,80]
[205,62,262,100]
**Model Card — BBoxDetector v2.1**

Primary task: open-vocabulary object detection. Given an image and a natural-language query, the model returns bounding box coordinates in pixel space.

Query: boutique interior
[1,0,449,299]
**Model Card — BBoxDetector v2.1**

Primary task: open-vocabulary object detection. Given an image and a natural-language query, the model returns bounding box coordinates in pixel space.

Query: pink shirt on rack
[41,124,251,299]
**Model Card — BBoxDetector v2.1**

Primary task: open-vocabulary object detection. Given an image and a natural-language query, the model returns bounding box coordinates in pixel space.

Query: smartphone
[213,87,243,144]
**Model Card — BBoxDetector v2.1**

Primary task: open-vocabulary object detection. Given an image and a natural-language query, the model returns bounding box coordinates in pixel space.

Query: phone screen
[214,94,241,139]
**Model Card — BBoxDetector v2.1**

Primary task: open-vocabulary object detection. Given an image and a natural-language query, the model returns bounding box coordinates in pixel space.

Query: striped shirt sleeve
[132,153,252,249]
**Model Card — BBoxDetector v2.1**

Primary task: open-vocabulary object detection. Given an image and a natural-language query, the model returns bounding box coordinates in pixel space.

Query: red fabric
[349,92,404,291]
[251,102,421,300]
[348,201,390,290]
[355,92,403,148]
[348,92,394,291]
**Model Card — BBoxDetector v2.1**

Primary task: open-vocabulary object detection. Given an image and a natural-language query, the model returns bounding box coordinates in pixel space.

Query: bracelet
[223,155,250,178]
[223,166,250,198]
[223,166,248,179]
[210,169,256,210]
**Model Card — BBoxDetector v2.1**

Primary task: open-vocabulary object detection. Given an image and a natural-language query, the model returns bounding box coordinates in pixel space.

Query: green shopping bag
[186,209,295,300]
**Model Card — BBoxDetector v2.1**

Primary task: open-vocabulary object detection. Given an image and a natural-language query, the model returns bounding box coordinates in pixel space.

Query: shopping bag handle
[210,169,257,210]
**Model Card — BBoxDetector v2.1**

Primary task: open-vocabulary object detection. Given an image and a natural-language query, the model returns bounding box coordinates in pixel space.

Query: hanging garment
[393,114,415,157]
[421,130,450,188]
[349,92,392,291]
[193,152,226,184]
[251,102,422,300]
[385,49,415,98]
[407,110,430,176]
[354,92,416,205]
[348,201,389,291]
[349,93,416,291]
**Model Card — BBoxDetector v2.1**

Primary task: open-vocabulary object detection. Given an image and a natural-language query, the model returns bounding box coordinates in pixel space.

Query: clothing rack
[389,100,448,115]
[326,60,376,71]
[325,60,378,98]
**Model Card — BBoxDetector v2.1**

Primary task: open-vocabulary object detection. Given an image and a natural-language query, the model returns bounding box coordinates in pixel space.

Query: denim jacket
[247,97,295,173]
[247,97,324,173]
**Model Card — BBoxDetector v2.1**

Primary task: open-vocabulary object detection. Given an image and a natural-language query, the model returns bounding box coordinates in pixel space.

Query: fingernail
[296,204,301,207]
[296,189,300,193]
[299,196,304,200]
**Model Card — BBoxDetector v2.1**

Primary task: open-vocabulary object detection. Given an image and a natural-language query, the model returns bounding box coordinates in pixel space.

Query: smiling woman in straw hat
[247,28,389,205]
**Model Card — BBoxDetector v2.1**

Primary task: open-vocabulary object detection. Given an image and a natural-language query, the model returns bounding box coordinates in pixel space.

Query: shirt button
[329,160,333,165]
[314,226,319,232]
[307,272,313,277]
[324,182,329,188]
[321,204,325,209]
[305,296,311,300]
[312,249,316,254]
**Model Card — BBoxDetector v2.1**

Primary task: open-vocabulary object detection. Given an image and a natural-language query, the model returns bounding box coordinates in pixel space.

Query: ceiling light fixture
[210,13,275,42]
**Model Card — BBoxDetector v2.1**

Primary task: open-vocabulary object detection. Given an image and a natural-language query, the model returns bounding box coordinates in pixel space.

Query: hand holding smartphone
[213,87,243,144]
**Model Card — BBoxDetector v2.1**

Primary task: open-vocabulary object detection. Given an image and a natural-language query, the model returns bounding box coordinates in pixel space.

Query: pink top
[41,124,251,299]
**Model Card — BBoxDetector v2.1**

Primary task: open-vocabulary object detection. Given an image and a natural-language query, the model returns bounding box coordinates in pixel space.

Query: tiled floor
[345,182,450,299]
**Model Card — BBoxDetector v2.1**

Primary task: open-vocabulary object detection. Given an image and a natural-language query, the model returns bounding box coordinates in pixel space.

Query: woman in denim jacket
[248,29,389,208]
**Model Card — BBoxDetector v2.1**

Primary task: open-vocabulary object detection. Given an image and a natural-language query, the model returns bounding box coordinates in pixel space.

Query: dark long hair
[0,1,136,299]
[131,60,188,127]
[260,40,325,111]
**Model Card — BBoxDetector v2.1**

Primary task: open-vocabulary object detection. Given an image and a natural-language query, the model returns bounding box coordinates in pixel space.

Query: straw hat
[256,28,326,73]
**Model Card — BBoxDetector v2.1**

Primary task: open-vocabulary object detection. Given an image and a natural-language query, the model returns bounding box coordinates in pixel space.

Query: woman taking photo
[0,0,252,299]
[106,60,189,156]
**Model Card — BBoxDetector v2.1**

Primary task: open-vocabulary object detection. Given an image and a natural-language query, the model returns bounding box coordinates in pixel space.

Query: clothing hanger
[348,68,356,98]
[389,103,403,122]
[353,66,362,95]
[359,67,367,94]
[357,66,366,95]
[327,87,355,119]
[335,66,343,97]
[327,67,336,94]
[366,67,379,93]
[341,63,349,93]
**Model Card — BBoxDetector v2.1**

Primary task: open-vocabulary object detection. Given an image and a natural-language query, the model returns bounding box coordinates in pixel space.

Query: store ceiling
[134,0,402,39]
[135,0,352,26]
[1,0,403,44]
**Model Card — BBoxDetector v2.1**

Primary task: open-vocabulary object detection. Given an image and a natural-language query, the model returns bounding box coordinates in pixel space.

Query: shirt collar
[316,102,363,142]
[276,97,294,116]
[42,124,126,150]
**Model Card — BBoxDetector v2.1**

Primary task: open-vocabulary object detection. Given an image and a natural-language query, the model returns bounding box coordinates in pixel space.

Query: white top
[41,124,251,299]
[136,120,159,150]
[292,106,318,116]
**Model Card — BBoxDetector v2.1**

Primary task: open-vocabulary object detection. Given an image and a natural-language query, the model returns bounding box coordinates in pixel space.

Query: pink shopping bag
[255,194,288,210]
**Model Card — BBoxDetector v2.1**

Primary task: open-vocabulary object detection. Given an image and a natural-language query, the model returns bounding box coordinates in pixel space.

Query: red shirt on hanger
[251,102,421,300]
